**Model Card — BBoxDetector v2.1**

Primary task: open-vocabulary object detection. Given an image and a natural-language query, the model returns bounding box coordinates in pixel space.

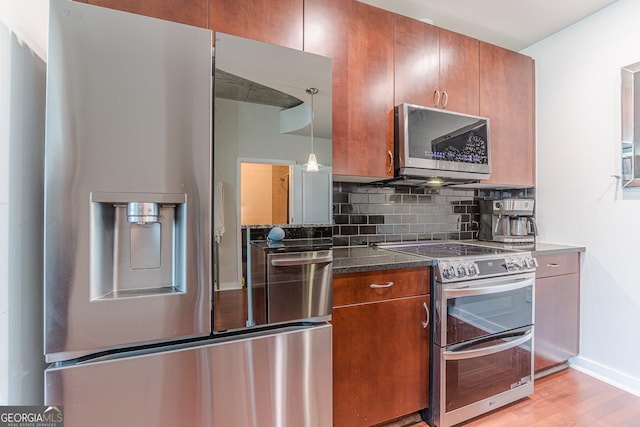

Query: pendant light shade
[306,87,319,172]
[306,153,319,171]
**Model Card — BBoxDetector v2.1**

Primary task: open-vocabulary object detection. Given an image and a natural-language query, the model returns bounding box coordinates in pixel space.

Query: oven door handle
[444,276,534,298]
[270,256,333,267]
[443,329,533,361]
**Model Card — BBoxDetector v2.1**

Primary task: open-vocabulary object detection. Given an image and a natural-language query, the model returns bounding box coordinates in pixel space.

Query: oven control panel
[436,254,537,283]
[440,261,480,280]
[504,255,538,272]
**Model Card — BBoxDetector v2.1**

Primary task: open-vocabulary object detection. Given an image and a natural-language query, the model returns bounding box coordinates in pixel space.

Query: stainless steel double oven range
[382,241,537,427]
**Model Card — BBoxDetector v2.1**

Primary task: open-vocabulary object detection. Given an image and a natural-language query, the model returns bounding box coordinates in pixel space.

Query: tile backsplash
[332,182,535,247]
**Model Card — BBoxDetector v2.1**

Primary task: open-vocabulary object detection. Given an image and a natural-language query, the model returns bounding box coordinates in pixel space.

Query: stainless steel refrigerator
[43,1,332,425]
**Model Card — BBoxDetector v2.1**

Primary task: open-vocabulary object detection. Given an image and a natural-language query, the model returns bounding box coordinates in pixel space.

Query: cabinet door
[394,17,478,116]
[534,273,580,373]
[345,1,395,179]
[480,42,536,187]
[333,295,429,426]
[84,0,208,28]
[304,0,350,176]
[210,0,303,49]
[439,28,480,115]
[394,15,439,108]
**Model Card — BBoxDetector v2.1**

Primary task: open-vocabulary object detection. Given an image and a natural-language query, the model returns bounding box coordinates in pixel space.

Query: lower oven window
[444,332,532,413]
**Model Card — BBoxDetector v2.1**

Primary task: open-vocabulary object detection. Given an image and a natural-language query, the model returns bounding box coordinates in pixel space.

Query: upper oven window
[443,278,533,347]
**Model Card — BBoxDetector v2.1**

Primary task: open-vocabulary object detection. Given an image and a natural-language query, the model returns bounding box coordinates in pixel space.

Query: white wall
[523,0,640,395]
[0,0,48,404]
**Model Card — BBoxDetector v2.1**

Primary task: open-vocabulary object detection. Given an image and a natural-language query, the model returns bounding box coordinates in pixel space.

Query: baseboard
[570,356,640,397]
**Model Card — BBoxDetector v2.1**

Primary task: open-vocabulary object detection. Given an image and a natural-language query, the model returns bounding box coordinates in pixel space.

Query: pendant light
[306,87,319,172]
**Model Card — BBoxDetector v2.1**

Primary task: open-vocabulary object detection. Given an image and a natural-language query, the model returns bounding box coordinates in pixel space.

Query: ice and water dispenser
[90,193,188,300]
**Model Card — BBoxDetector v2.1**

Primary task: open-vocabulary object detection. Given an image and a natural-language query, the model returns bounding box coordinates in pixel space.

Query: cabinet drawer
[535,253,579,278]
[333,267,429,307]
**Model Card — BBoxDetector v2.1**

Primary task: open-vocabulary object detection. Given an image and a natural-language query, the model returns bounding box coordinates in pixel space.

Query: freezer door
[45,325,332,427]
[45,0,212,362]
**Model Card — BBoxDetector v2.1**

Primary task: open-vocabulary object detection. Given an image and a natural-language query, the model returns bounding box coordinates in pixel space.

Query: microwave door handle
[444,276,534,298]
[443,329,533,361]
[270,256,333,267]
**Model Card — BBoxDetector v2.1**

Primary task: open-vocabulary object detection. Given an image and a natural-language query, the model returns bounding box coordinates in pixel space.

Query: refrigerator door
[45,0,212,362]
[45,324,332,427]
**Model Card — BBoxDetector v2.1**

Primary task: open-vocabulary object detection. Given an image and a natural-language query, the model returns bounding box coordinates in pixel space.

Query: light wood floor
[389,368,640,427]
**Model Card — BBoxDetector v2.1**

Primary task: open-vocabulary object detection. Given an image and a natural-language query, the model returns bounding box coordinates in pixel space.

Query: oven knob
[513,259,523,270]
[457,265,467,277]
[441,264,455,280]
[467,263,478,276]
[448,265,457,278]
[504,261,516,272]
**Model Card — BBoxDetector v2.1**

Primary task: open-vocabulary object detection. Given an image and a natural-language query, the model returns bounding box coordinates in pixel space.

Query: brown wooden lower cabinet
[534,253,580,375]
[332,268,430,426]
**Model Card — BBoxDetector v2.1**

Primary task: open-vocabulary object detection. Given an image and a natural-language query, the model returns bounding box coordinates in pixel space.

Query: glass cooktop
[380,241,516,259]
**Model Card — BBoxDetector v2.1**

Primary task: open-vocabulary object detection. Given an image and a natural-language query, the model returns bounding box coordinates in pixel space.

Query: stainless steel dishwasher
[250,239,333,326]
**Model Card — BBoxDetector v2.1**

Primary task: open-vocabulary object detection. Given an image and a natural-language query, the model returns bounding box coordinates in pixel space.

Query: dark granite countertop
[332,240,585,275]
[332,246,434,275]
[461,240,586,256]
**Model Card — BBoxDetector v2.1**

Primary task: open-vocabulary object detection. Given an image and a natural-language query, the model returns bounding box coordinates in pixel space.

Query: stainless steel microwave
[394,103,491,184]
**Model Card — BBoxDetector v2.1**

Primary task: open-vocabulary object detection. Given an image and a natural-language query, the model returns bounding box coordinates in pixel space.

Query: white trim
[570,356,640,397]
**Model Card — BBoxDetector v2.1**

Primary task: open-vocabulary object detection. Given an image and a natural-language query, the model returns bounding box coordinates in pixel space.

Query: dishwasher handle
[270,255,333,267]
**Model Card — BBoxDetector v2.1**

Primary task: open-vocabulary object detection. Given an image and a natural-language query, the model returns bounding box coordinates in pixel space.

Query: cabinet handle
[546,263,560,268]
[433,89,441,108]
[422,302,430,329]
[370,282,394,289]
[441,91,449,109]
[387,150,393,173]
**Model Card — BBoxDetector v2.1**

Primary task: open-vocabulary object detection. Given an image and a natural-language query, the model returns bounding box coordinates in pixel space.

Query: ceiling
[358,0,619,51]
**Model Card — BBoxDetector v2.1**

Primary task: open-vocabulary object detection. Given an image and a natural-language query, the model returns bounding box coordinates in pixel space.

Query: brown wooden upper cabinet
[394,15,479,116]
[479,42,536,187]
[81,0,209,28]
[305,0,394,179]
[346,1,395,179]
[304,0,350,176]
[210,0,303,49]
